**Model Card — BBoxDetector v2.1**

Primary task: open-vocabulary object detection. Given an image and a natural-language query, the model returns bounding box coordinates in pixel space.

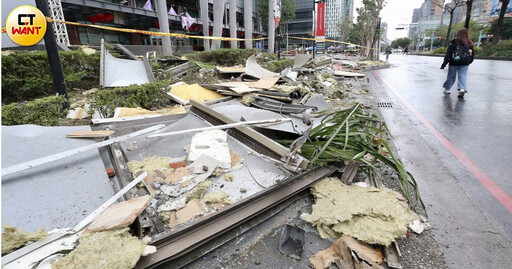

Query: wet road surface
[372,54,512,254]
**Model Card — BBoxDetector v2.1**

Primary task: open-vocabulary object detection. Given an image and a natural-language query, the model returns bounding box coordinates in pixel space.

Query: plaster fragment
[302,178,418,246]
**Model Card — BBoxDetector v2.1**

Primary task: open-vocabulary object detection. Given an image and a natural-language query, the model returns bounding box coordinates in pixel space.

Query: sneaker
[443,89,450,94]
[458,89,466,97]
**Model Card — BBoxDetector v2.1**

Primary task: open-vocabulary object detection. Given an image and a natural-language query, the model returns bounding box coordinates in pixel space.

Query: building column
[200,0,210,51]
[244,0,253,49]
[229,0,237,48]
[156,0,172,55]
[212,0,226,50]
[268,0,275,53]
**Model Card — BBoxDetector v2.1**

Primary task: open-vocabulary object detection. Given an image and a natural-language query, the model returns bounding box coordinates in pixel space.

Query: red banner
[316,2,325,37]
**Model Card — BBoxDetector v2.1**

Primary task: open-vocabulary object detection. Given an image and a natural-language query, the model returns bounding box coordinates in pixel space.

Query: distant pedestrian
[385,46,392,61]
[441,28,474,98]
[403,46,408,55]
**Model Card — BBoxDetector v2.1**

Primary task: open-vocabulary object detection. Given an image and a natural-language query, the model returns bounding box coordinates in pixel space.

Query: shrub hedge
[1,95,68,126]
[478,40,512,57]
[184,49,260,66]
[88,81,171,118]
[2,50,100,104]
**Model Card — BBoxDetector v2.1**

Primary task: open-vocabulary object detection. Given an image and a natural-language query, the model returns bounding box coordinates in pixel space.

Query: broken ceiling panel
[102,51,152,87]
[119,113,290,215]
[1,125,115,233]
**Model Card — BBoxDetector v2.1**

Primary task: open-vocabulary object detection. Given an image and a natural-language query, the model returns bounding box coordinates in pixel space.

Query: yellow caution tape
[283,36,377,50]
[45,17,267,41]
[3,19,376,50]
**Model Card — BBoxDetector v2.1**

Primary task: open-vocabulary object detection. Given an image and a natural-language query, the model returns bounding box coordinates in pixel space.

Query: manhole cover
[377,102,393,108]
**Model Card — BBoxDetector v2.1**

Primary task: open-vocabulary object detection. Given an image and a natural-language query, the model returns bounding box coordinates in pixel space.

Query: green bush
[88,81,171,118]
[184,49,260,66]
[431,47,447,55]
[2,50,100,104]
[265,58,294,72]
[1,96,68,126]
[477,40,512,57]
[473,46,483,55]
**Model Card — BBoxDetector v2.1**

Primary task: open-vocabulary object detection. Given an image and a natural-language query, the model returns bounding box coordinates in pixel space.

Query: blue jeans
[443,65,469,91]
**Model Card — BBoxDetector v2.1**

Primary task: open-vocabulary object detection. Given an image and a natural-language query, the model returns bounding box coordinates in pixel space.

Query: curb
[411,53,512,61]
[360,64,391,71]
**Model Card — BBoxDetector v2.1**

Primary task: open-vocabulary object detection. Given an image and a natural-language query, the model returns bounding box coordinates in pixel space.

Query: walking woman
[441,28,474,98]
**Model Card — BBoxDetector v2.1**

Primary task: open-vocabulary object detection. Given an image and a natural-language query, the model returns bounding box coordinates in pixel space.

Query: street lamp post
[313,0,316,59]
[430,33,435,51]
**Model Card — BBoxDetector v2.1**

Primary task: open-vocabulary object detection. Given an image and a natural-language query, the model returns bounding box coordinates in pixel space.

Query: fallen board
[252,77,280,90]
[66,130,115,138]
[333,70,366,77]
[85,195,153,233]
[216,66,246,74]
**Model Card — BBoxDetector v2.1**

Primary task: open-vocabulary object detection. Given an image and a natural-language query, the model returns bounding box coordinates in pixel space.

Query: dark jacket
[441,39,474,68]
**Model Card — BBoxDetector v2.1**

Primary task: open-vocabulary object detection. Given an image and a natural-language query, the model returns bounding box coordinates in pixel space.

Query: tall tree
[432,0,466,46]
[390,37,412,49]
[464,0,473,29]
[493,0,511,44]
[490,17,512,40]
[336,19,353,47]
[355,0,385,59]
[259,0,296,28]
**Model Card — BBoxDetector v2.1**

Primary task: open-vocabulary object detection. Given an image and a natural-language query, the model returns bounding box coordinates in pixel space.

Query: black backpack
[450,44,473,65]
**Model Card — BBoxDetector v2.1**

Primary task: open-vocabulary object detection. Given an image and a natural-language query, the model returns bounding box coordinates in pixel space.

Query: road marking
[373,70,512,214]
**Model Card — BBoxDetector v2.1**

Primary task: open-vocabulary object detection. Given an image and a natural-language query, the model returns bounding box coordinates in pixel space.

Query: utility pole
[35,0,68,107]
[200,0,210,51]
[244,0,253,49]
[156,0,172,55]
[286,23,289,52]
[430,33,435,51]
[312,0,316,59]
[268,0,275,53]
[229,0,237,49]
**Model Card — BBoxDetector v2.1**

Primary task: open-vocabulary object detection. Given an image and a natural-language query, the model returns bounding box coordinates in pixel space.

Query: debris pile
[2,48,422,269]
[301,177,418,246]
[126,129,245,231]
[52,228,149,269]
[1,226,47,255]
[309,235,384,269]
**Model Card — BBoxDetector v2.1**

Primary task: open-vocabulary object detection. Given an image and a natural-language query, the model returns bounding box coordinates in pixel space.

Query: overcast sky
[353,0,425,42]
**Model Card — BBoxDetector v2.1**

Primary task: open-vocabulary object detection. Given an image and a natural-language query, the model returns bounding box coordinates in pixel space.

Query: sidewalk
[367,70,512,269]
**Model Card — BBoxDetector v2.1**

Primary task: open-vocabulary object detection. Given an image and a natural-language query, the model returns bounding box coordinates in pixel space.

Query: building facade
[325,0,353,38]
[286,0,353,48]
[56,0,263,50]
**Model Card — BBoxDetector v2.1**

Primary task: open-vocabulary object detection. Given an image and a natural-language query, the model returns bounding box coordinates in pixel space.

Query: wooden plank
[333,70,366,77]
[66,130,115,138]
[215,66,246,74]
[252,77,280,90]
[84,195,153,233]
[1,125,165,177]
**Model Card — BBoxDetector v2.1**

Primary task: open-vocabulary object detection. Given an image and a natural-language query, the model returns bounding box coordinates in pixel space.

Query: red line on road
[373,70,512,214]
